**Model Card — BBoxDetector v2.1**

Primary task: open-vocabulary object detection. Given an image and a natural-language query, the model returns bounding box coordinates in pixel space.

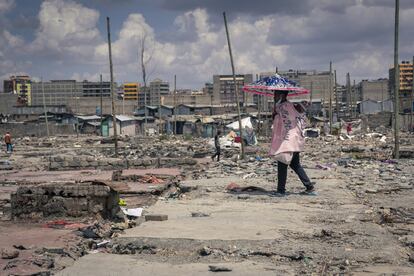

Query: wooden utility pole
[353,80,356,118]
[139,38,148,134]
[144,86,148,135]
[351,80,354,118]
[100,74,103,136]
[393,0,400,158]
[158,85,162,135]
[329,61,333,133]
[106,17,118,157]
[69,82,78,138]
[173,74,177,135]
[309,81,313,119]
[411,56,414,133]
[41,78,50,138]
[334,70,339,122]
[346,73,351,118]
[223,12,244,159]
[257,87,262,136]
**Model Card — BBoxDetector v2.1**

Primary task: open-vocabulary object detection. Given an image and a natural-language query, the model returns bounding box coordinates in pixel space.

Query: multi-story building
[31,80,82,106]
[148,79,170,106]
[123,82,140,101]
[359,79,388,102]
[203,82,213,95]
[3,75,32,106]
[212,74,253,106]
[389,61,413,112]
[162,93,213,106]
[82,81,112,97]
[31,80,113,106]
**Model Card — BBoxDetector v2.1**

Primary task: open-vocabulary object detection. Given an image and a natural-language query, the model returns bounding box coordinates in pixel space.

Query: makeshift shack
[103,115,139,136]
[225,117,257,146]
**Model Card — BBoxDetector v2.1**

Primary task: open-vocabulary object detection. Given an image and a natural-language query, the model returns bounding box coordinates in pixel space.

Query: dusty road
[0,134,413,275]
[59,166,414,275]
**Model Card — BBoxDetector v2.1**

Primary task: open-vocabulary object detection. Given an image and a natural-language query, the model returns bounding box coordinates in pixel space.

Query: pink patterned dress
[269,101,307,164]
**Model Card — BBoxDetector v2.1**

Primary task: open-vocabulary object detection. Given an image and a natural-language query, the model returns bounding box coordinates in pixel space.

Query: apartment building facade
[123,82,140,101]
[359,79,388,102]
[212,74,253,106]
[31,80,113,106]
[389,61,414,112]
[3,75,32,106]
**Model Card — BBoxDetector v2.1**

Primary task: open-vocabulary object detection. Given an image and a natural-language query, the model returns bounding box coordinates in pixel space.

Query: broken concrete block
[191,212,209,217]
[142,159,153,167]
[11,181,120,220]
[1,248,19,259]
[40,247,66,255]
[209,265,232,272]
[145,214,168,221]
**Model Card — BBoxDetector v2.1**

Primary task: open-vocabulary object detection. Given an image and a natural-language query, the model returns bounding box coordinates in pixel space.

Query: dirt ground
[0,133,413,275]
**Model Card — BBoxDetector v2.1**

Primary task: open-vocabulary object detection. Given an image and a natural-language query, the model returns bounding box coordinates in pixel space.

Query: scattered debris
[191,212,210,217]
[209,265,232,272]
[121,207,143,218]
[144,214,168,221]
[1,248,19,259]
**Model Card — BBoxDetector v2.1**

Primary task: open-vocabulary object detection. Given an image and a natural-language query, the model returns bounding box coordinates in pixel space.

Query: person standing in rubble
[211,130,221,162]
[346,123,352,135]
[4,131,12,153]
[270,91,315,195]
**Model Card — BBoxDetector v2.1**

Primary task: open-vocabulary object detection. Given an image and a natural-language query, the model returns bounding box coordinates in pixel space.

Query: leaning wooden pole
[173,74,177,135]
[100,74,103,136]
[346,73,351,118]
[106,17,118,157]
[393,0,400,158]
[334,70,339,122]
[353,80,356,118]
[411,56,414,133]
[309,81,313,119]
[329,61,333,133]
[41,78,50,138]
[223,12,244,159]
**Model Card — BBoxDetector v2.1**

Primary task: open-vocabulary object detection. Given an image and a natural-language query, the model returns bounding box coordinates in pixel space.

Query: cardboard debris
[121,207,143,217]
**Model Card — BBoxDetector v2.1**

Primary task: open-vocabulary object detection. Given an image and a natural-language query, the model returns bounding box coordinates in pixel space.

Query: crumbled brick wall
[11,181,120,220]
[48,156,197,171]
[0,123,76,138]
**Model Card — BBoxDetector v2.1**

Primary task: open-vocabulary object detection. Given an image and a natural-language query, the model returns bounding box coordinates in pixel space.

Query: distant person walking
[211,130,221,162]
[4,132,12,153]
[346,123,352,135]
[270,91,315,195]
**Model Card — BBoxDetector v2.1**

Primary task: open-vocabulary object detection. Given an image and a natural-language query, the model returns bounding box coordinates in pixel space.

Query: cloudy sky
[0,0,413,89]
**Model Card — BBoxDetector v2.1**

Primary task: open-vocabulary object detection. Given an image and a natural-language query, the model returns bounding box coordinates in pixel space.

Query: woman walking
[270,91,315,195]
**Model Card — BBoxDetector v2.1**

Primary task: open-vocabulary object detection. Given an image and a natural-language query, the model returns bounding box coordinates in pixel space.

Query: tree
[139,33,157,134]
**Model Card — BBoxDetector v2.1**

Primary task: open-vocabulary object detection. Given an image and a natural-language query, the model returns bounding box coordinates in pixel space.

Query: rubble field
[0,132,413,275]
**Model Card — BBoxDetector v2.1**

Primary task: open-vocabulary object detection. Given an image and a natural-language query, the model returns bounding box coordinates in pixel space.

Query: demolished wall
[48,156,197,171]
[0,122,76,137]
[11,181,120,220]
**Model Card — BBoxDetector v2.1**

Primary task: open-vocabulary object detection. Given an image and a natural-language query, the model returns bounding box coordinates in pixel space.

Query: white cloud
[95,13,155,64]
[3,0,414,88]
[94,9,287,87]
[30,0,102,59]
[0,29,26,80]
[2,30,23,47]
[71,72,102,82]
[0,0,14,13]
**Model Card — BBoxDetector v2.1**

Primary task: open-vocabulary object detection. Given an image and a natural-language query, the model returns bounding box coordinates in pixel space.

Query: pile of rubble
[11,181,121,220]
[47,155,197,171]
